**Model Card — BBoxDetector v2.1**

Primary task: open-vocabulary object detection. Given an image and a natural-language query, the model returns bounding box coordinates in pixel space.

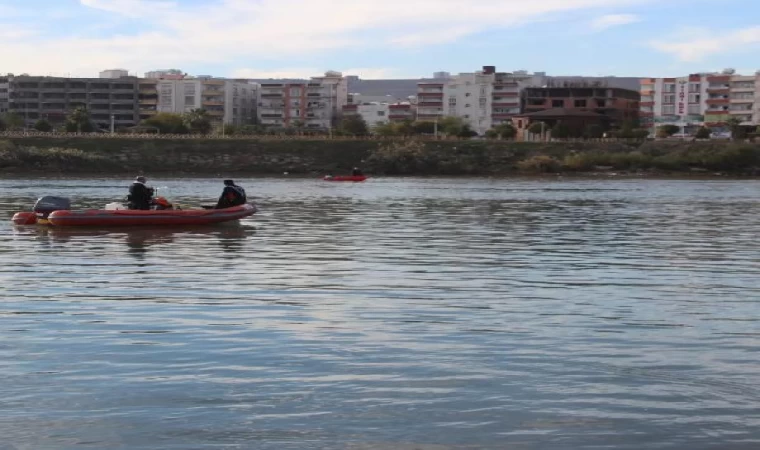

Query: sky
[1,0,759,80]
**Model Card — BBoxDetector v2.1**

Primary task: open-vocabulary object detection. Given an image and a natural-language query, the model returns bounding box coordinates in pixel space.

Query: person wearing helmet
[215,179,247,209]
[127,176,154,210]
[352,167,364,176]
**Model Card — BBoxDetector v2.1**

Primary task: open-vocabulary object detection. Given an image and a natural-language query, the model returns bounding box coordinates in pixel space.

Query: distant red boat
[323,175,367,182]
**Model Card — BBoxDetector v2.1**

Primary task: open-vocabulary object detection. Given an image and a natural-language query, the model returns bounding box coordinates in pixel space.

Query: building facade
[342,101,414,129]
[416,66,545,135]
[3,75,140,129]
[523,84,640,128]
[640,71,759,133]
[141,77,256,126]
[258,71,348,129]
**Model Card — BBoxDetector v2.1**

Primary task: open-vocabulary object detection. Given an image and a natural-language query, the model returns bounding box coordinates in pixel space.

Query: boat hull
[324,175,367,182]
[46,204,257,227]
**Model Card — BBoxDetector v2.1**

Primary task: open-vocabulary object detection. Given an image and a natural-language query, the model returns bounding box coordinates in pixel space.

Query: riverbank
[1,137,759,176]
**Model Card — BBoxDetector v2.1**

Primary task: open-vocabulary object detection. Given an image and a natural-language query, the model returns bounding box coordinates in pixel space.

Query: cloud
[0,0,654,77]
[589,14,640,31]
[649,26,760,62]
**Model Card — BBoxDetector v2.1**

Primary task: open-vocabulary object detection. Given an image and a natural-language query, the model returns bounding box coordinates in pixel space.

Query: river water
[1,177,760,450]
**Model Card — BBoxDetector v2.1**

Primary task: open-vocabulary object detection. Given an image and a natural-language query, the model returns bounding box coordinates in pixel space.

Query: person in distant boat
[352,167,364,176]
[127,176,154,210]
[216,179,247,209]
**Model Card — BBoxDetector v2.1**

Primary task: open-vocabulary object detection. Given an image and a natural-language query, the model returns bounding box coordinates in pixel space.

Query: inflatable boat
[324,175,367,182]
[12,196,257,227]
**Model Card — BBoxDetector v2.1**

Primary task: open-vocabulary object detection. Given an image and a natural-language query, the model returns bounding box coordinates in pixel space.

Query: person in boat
[352,167,364,176]
[215,179,247,209]
[127,176,154,210]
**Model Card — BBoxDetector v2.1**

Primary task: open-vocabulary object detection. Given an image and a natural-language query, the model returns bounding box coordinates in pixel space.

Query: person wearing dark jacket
[127,176,154,210]
[216,179,247,209]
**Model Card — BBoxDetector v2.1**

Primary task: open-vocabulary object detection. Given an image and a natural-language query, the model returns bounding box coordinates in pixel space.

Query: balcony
[492,102,519,107]
[418,101,443,107]
[706,98,729,105]
[202,89,224,96]
[417,92,443,98]
[492,92,519,97]
[202,100,224,106]
[640,101,655,107]
[140,99,158,105]
[207,110,224,116]
[261,93,283,98]
[730,97,754,104]
[707,87,730,94]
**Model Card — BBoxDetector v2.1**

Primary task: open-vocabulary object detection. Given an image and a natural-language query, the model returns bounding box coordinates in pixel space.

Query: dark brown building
[522,84,640,129]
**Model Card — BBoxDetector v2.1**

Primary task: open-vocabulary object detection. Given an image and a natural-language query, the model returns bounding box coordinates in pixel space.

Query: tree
[584,124,604,139]
[412,121,436,135]
[374,122,399,136]
[527,122,546,135]
[395,120,414,136]
[656,124,680,138]
[695,126,711,139]
[183,109,212,135]
[551,122,571,139]
[339,114,369,136]
[33,119,53,132]
[142,112,188,134]
[65,107,94,133]
[1,112,24,130]
[437,116,468,136]
[458,124,478,138]
[485,123,517,139]
[725,117,746,140]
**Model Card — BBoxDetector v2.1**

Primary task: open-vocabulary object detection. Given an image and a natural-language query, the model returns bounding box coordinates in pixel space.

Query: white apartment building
[641,70,760,133]
[417,66,544,135]
[99,69,130,79]
[145,77,256,126]
[258,71,349,129]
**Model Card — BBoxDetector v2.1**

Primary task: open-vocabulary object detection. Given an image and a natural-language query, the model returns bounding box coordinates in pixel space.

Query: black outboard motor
[33,196,72,219]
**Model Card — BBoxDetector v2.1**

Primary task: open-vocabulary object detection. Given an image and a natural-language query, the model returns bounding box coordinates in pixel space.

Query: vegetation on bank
[1,137,760,176]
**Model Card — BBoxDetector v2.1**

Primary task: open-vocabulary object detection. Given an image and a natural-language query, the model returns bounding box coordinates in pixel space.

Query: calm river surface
[1,177,760,450]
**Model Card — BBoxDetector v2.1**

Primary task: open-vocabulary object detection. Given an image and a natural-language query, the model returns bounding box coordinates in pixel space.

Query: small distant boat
[12,196,257,227]
[323,175,367,182]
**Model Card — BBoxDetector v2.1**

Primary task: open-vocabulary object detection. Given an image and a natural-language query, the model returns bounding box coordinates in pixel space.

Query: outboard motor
[33,196,72,219]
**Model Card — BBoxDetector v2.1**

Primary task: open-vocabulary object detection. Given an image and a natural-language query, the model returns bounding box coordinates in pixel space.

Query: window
[574,99,587,108]
[688,94,700,103]
[688,105,700,115]
[377,111,385,116]
[463,114,470,118]
[552,100,563,108]
[465,93,471,97]
[662,105,676,115]
[663,84,676,93]
[184,96,195,105]
[479,98,487,107]
[480,87,486,96]
[448,96,456,106]
[689,83,700,93]
[663,94,675,104]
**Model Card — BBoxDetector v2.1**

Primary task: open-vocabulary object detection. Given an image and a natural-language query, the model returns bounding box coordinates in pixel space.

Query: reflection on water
[1,177,760,450]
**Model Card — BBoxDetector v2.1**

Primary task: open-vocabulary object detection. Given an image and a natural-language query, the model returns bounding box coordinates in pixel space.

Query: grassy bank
[1,136,759,176]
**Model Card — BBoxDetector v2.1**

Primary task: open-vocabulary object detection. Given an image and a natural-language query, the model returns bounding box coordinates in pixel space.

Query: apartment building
[258,71,348,129]
[523,83,640,128]
[342,101,414,129]
[142,77,257,126]
[417,66,543,135]
[640,70,759,133]
[3,75,140,129]
[0,76,9,114]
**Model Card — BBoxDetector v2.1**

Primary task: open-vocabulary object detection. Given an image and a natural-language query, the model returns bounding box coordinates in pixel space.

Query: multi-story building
[0,76,9,114]
[147,76,257,127]
[342,101,414,129]
[100,69,130,79]
[258,71,348,129]
[522,83,640,128]
[416,66,544,135]
[4,75,140,129]
[144,69,187,80]
[641,70,759,134]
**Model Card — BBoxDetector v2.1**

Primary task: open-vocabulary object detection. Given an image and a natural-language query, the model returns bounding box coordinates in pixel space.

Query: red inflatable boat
[12,196,256,227]
[324,175,367,182]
